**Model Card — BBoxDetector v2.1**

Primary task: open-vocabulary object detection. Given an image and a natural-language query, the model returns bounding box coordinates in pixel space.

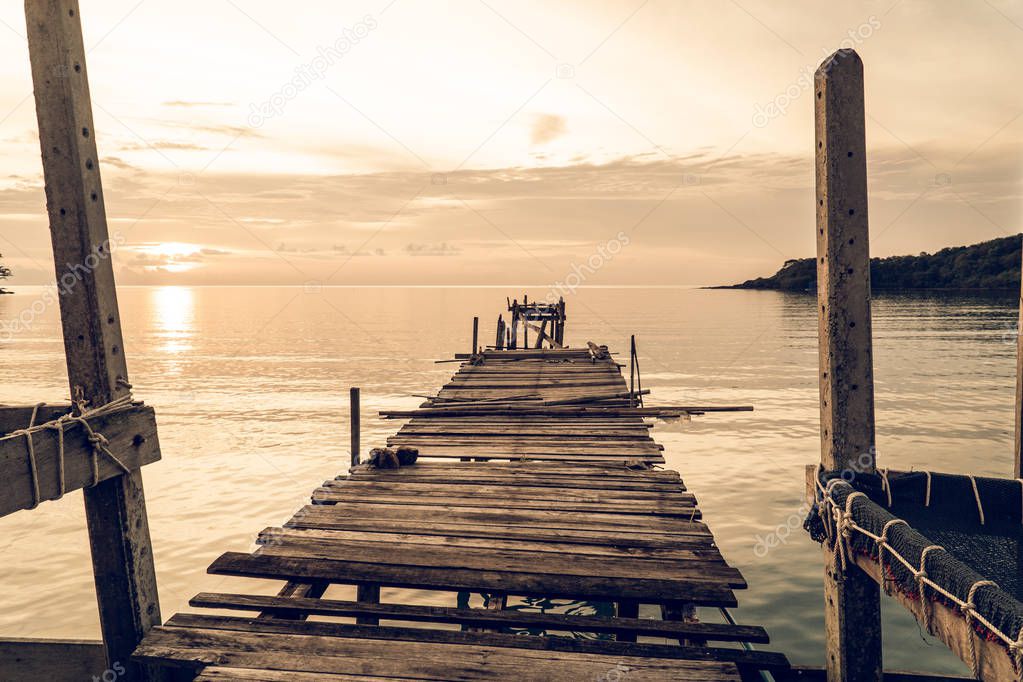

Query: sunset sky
[0,0,1020,286]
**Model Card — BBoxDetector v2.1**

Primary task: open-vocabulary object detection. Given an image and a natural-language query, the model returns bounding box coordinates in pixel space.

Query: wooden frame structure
[809,48,1023,682]
[2,2,166,680]
[499,295,566,349]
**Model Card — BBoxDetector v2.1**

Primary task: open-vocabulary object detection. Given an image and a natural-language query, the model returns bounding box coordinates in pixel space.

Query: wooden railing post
[350,387,360,467]
[815,48,882,682]
[472,316,479,355]
[25,2,164,678]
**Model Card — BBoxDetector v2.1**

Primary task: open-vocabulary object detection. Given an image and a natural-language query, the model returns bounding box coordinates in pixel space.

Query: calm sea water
[1,285,1017,675]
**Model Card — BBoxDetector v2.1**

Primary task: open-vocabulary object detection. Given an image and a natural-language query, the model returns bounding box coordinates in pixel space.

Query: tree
[0,253,10,293]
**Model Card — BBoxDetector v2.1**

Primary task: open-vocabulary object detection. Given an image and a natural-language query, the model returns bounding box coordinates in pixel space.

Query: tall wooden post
[495,315,505,350]
[350,387,360,467]
[472,316,479,354]
[815,48,882,682]
[25,2,164,678]
[1015,242,1023,477]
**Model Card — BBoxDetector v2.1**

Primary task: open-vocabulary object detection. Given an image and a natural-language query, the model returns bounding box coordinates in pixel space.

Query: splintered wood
[133,339,787,680]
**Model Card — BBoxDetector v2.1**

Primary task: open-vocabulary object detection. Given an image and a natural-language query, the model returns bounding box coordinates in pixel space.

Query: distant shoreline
[709,234,1022,292]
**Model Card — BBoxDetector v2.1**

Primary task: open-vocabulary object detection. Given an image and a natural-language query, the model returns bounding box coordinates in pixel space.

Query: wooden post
[510,301,518,349]
[350,387,360,467]
[25,3,165,678]
[558,297,566,345]
[1015,241,1023,477]
[495,315,505,350]
[629,338,635,401]
[472,316,479,355]
[815,48,882,682]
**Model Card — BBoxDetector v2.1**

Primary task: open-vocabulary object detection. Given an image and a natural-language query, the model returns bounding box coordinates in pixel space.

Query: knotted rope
[964,580,998,677]
[878,518,908,596]
[6,394,136,509]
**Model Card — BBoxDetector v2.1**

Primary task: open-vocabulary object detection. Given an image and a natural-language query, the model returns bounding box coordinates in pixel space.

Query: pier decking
[133,329,788,680]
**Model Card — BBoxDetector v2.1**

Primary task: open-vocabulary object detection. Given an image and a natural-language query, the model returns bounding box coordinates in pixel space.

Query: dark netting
[804,469,1023,657]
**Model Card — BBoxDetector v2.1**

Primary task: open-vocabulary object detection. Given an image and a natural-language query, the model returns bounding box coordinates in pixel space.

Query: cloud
[403,241,461,256]
[530,114,568,146]
[162,100,235,108]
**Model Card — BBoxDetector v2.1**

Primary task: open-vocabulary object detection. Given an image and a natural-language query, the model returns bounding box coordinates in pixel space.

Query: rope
[969,475,986,525]
[21,403,45,509]
[5,394,136,507]
[878,518,908,595]
[1011,624,1023,679]
[879,467,893,507]
[964,580,998,677]
[918,544,944,635]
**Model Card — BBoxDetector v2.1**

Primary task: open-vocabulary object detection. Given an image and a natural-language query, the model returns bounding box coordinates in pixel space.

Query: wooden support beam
[25,2,164,678]
[472,316,479,355]
[190,592,770,642]
[814,48,882,682]
[615,600,639,643]
[0,404,160,518]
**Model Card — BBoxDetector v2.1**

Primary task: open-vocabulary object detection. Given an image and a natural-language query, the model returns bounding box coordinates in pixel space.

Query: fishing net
[805,469,1023,675]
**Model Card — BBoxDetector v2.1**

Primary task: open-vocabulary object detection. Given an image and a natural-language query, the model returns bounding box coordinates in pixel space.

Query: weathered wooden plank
[161,613,784,671]
[208,552,739,605]
[0,638,106,682]
[298,501,700,530]
[310,489,698,517]
[190,592,769,643]
[324,480,689,500]
[254,536,745,586]
[137,624,744,680]
[0,404,160,517]
[258,527,722,560]
[25,3,164,678]
[285,510,716,547]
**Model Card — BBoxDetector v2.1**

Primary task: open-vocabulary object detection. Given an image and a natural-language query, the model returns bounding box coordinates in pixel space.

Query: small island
[714,234,1022,291]
[0,255,10,294]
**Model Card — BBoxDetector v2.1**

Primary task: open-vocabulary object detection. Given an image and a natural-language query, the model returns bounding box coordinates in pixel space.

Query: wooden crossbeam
[0,404,160,518]
[189,592,770,643]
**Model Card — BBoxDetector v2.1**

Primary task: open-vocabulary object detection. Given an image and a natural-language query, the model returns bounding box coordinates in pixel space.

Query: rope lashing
[21,402,46,509]
[878,518,908,596]
[879,467,893,507]
[7,394,136,508]
[968,475,986,525]
[1012,625,1023,679]
[964,580,998,678]
[917,544,944,635]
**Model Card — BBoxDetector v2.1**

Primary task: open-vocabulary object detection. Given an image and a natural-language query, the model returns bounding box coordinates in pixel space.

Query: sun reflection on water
[151,286,195,357]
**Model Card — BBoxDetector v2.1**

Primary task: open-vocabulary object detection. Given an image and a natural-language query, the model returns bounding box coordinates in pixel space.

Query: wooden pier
[133,326,788,680]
